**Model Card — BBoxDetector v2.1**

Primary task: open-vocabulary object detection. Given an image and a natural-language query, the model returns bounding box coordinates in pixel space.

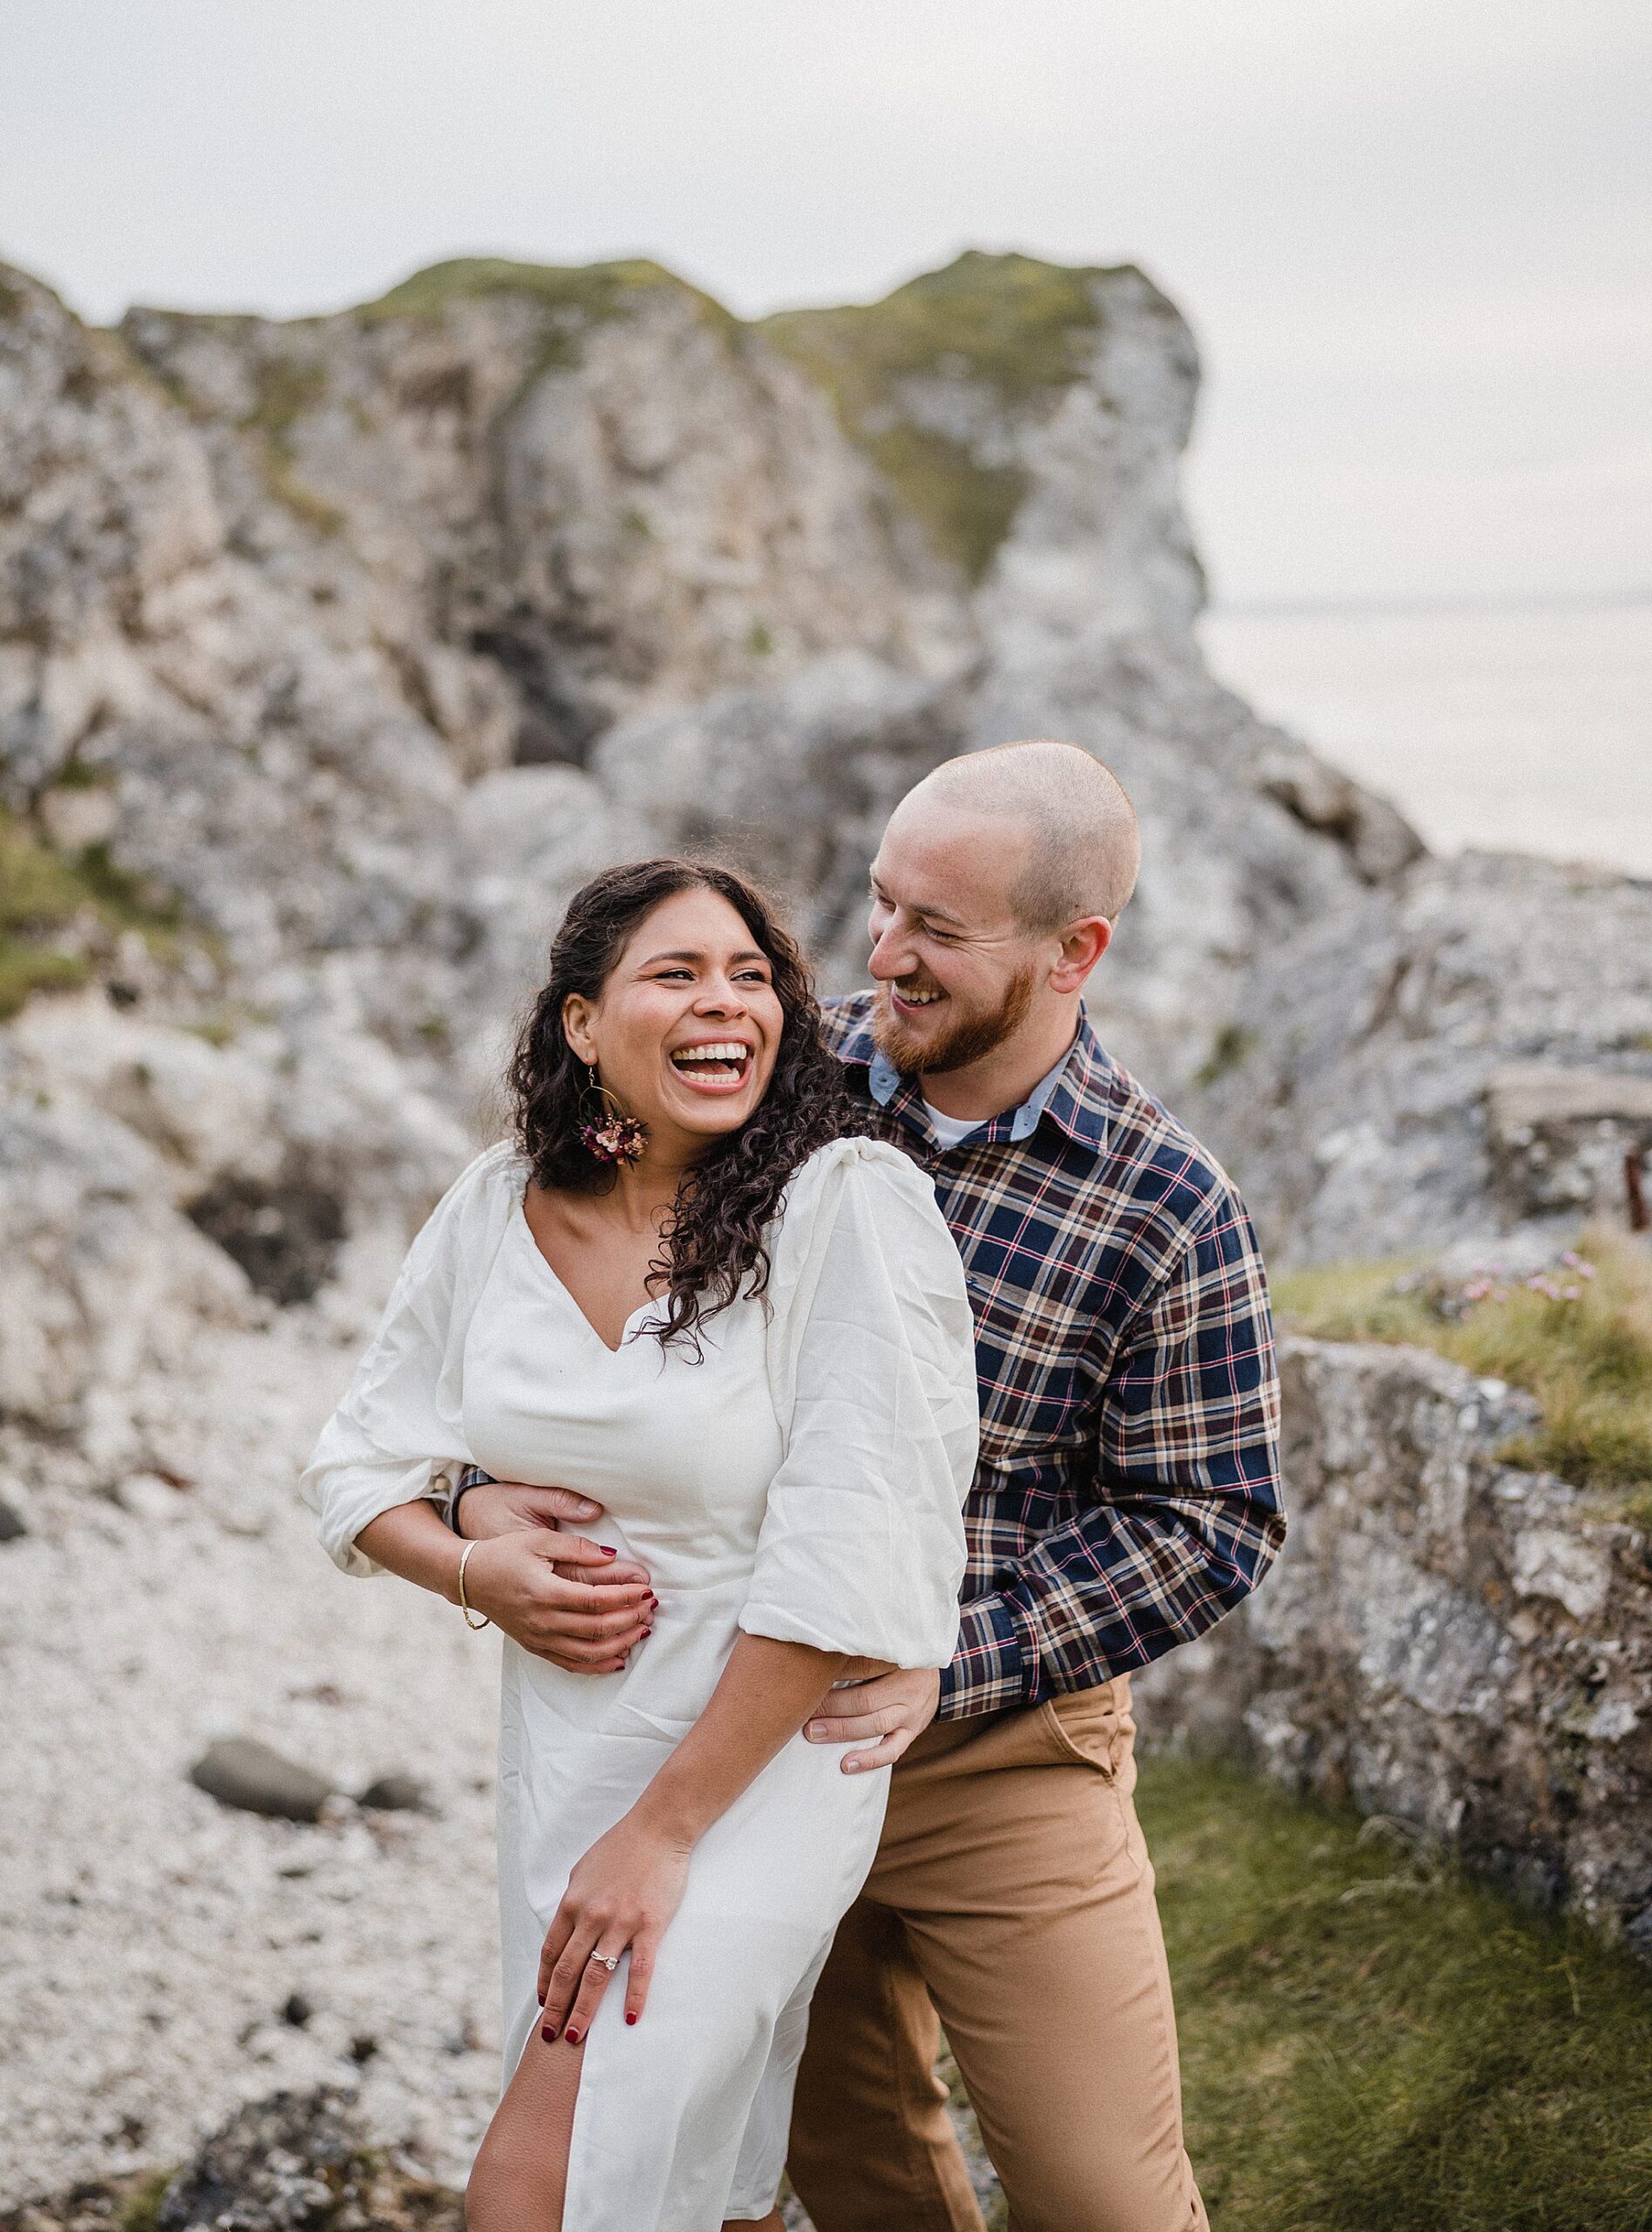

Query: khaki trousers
[787,1677,1208,2232]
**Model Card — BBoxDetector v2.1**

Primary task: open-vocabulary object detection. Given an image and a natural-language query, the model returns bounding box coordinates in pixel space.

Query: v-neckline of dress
[514,1197,660,1355]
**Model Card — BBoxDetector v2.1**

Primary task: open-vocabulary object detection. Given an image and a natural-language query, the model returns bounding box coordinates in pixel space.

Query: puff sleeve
[299,1144,520,1575]
[739,1138,977,1668]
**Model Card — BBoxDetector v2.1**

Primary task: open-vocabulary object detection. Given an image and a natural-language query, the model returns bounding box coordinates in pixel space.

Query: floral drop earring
[579,1062,649,1167]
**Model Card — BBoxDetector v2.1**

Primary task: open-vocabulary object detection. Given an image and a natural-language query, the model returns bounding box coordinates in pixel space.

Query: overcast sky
[2,0,1647,606]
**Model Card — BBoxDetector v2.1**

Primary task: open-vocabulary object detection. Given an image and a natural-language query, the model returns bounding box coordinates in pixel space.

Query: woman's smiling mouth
[669,1039,754,1092]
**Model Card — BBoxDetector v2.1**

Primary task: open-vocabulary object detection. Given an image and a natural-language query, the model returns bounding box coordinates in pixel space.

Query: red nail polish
[600,1546,617,1557]
[541,2025,556,2043]
[625,2011,637,2026]
[565,2027,582,2046]
[537,1990,545,2006]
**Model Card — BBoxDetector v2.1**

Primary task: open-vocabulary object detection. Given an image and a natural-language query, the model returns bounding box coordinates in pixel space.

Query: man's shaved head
[896,741,1140,930]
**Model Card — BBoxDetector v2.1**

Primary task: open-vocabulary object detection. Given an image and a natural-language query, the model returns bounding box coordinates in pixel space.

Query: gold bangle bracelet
[457,1540,491,1631]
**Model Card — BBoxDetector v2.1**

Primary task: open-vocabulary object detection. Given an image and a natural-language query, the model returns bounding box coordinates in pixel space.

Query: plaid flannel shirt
[452,991,1284,1721]
[826,994,1283,1718]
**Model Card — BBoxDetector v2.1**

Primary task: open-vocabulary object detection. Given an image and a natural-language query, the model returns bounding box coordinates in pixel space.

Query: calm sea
[1199,600,1652,881]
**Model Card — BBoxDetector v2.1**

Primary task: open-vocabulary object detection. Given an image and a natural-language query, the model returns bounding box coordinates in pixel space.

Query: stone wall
[1132,1335,1652,1947]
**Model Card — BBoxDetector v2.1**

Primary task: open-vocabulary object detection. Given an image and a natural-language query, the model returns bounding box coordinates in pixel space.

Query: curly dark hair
[508,857,859,1352]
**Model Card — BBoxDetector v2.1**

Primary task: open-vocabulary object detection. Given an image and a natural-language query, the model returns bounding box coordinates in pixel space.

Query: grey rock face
[3,241,1435,1445]
[1133,1336,1652,1940]
[1485,1065,1652,1226]
[1188,852,1652,1262]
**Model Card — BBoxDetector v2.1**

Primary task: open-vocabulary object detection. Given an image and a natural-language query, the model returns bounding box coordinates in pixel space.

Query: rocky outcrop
[2,240,1441,1440]
[1132,1335,1652,1945]
[1186,851,1652,1263]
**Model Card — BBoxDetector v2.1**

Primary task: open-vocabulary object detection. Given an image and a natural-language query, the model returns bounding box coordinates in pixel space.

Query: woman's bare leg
[466,2029,785,2231]
[466,2028,583,2231]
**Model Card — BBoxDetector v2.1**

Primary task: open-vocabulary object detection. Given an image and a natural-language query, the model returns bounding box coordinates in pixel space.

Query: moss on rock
[762,249,1123,580]
[0,809,186,1020]
[1275,1228,1652,1521]
[357,255,737,366]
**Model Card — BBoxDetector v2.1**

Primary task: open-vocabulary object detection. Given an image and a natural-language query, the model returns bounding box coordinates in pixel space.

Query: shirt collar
[855,1005,1113,1154]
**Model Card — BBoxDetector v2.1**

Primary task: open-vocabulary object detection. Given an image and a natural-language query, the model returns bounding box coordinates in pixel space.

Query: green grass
[358,255,736,357]
[1194,1021,1258,1088]
[0,808,185,1018]
[1275,1229,1652,1524]
[236,355,344,534]
[763,249,1120,579]
[243,355,327,440]
[1138,1756,1652,2232]
[118,2169,170,2230]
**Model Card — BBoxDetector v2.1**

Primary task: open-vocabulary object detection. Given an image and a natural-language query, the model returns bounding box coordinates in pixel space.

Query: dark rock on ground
[0,1494,26,1541]
[355,1775,428,1814]
[0,2176,154,2231]
[189,1739,336,1824]
[153,2089,462,2231]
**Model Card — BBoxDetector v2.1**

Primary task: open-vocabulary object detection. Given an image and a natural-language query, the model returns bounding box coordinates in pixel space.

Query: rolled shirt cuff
[935,1592,1035,1722]
[445,1464,497,1534]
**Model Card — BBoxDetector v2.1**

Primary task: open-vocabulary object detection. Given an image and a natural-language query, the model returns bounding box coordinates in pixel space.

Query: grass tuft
[0,809,186,1019]
[1275,1228,1652,1522]
[0,941,90,1017]
[1194,1022,1257,1088]
[357,255,736,357]
[237,357,344,534]
[118,2169,171,2231]
[763,249,1118,579]
[1139,1755,1652,2232]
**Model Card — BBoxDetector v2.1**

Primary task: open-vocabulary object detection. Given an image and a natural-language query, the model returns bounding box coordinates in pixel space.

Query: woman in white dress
[301,858,976,2232]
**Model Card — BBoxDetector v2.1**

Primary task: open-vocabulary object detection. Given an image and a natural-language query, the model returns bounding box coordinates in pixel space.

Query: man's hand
[457,1527,656,1678]
[804,1664,942,1773]
[457,1480,651,1582]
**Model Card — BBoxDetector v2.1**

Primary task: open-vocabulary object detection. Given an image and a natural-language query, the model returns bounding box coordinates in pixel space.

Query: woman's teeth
[670,1042,751,1081]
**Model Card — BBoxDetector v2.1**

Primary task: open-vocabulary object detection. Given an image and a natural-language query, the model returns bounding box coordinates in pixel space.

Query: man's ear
[1049,916,1112,995]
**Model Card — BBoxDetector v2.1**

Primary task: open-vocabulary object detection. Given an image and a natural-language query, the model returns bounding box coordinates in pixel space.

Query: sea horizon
[1200,593,1652,882]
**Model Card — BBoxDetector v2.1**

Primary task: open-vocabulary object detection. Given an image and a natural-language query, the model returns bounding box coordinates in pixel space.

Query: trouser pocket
[1038,1677,1132,1781]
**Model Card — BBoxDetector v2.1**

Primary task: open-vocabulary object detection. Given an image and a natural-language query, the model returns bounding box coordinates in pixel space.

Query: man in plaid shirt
[453,741,1282,2230]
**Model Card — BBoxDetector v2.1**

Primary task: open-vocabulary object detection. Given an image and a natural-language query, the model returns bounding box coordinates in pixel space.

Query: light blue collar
[867,1031,1078,1146]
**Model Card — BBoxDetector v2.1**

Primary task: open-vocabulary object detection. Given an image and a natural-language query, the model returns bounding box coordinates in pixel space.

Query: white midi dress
[301,1137,977,2231]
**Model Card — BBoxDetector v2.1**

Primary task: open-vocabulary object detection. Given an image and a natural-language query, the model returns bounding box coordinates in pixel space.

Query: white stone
[1511,1527,1612,1623]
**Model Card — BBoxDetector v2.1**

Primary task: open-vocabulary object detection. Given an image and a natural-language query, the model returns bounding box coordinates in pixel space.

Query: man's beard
[872,963,1036,1079]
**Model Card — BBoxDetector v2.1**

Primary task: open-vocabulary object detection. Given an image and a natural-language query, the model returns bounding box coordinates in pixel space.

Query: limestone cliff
[5,235,1648,1444]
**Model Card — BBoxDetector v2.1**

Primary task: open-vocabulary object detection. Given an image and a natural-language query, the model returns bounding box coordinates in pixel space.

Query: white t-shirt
[921,1099,989,1151]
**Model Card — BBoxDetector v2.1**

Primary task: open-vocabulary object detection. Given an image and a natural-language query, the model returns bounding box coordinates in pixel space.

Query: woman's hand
[536,1815,694,2043]
[463,1532,656,1673]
